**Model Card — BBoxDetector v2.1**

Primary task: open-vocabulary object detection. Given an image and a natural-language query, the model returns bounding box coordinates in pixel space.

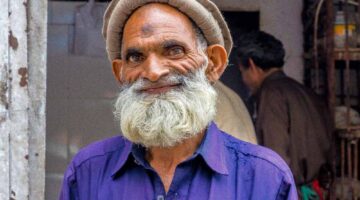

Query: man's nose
[140,55,170,82]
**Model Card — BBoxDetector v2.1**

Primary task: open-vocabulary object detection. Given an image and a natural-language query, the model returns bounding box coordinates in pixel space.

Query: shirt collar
[111,121,229,177]
[196,122,229,175]
[110,139,133,178]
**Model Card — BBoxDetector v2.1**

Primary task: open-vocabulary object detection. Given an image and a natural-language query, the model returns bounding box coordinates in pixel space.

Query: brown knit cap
[102,0,233,61]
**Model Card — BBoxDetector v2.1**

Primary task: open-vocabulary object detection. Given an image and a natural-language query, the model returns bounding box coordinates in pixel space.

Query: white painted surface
[259,0,304,82]
[9,1,30,199]
[0,0,47,199]
[28,0,47,199]
[212,0,260,11]
[212,0,305,82]
[0,0,10,199]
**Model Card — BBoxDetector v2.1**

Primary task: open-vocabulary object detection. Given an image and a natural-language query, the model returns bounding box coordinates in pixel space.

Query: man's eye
[128,54,144,63]
[168,47,184,57]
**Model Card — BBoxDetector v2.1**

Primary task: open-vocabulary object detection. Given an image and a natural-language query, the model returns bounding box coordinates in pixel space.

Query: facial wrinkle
[177,52,207,73]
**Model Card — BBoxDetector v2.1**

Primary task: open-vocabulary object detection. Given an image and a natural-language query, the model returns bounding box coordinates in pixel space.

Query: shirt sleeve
[257,87,291,165]
[275,176,299,200]
[59,164,79,200]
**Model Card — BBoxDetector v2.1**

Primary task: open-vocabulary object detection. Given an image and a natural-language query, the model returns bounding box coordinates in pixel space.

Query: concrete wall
[46,2,118,199]
[213,0,305,82]
[0,0,47,199]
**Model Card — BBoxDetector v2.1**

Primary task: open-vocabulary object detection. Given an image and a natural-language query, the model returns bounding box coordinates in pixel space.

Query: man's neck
[253,68,282,94]
[145,130,205,192]
[262,68,282,82]
[146,130,205,169]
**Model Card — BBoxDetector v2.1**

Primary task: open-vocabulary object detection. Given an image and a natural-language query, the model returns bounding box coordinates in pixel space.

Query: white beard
[113,62,217,148]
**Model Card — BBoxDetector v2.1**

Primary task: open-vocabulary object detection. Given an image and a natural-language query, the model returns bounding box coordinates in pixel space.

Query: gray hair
[192,22,208,52]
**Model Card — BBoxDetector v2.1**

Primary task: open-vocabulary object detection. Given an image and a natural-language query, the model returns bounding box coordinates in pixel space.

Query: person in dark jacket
[236,31,333,188]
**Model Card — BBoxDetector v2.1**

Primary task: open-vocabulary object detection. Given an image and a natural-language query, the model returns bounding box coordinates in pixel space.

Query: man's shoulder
[221,132,292,176]
[219,132,297,198]
[262,75,297,90]
[70,136,129,168]
[262,74,309,95]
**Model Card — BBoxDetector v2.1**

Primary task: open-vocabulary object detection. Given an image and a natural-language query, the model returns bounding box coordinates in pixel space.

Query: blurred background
[3,0,360,199]
[45,0,360,199]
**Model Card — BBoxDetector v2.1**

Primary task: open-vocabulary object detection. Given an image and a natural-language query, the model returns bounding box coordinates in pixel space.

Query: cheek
[121,68,143,83]
[171,53,207,73]
[241,73,250,85]
[242,73,254,87]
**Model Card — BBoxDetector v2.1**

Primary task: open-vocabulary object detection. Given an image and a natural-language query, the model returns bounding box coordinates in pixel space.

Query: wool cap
[102,0,233,61]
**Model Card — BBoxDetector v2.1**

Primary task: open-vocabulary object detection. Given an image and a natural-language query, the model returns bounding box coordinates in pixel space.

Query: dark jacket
[254,70,333,185]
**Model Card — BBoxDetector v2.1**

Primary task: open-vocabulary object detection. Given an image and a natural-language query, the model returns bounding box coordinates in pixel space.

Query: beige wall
[213,0,305,82]
[46,3,118,200]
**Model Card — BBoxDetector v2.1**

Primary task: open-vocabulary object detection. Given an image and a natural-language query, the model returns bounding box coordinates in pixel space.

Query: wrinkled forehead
[122,3,196,45]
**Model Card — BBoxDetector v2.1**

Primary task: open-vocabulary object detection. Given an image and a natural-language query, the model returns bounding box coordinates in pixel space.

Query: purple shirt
[60,122,297,200]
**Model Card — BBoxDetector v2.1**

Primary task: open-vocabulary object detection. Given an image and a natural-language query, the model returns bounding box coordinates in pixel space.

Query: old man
[60,1,297,199]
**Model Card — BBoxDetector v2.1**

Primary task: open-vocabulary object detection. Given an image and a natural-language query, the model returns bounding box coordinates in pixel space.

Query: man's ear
[112,59,123,84]
[205,44,227,83]
[248,58,262,74]
[248,58,257,71]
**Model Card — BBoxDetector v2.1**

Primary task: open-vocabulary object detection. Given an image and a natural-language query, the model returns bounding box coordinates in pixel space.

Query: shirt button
[157,195,165,200]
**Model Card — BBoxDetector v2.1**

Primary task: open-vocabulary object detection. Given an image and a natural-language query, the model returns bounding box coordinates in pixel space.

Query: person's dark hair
[236,31,285,71]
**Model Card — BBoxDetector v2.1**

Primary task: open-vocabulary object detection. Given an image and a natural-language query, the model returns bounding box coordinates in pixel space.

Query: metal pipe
[326,0,336,118]
[348,139,352,178]
[354,140,358,180]
[344,0,352,130]
[314,0,326,94]
[340,0,359,6]
[341,139,345,199]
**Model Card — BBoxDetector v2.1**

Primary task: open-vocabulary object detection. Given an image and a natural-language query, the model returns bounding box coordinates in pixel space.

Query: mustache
[120,72,197,93]
[136,75,184,91]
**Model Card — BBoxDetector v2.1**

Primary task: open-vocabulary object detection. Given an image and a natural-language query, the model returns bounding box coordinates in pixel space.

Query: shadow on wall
[220,11,259,112]
[46,2,118,200]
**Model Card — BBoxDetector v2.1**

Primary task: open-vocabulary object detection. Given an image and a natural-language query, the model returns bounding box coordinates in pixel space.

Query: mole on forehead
[140,24,155,36]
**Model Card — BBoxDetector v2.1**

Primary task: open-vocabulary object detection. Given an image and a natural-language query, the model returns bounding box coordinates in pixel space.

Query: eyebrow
[123,39,188,59]
[162,40,187,50]
[124,48,143,60]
